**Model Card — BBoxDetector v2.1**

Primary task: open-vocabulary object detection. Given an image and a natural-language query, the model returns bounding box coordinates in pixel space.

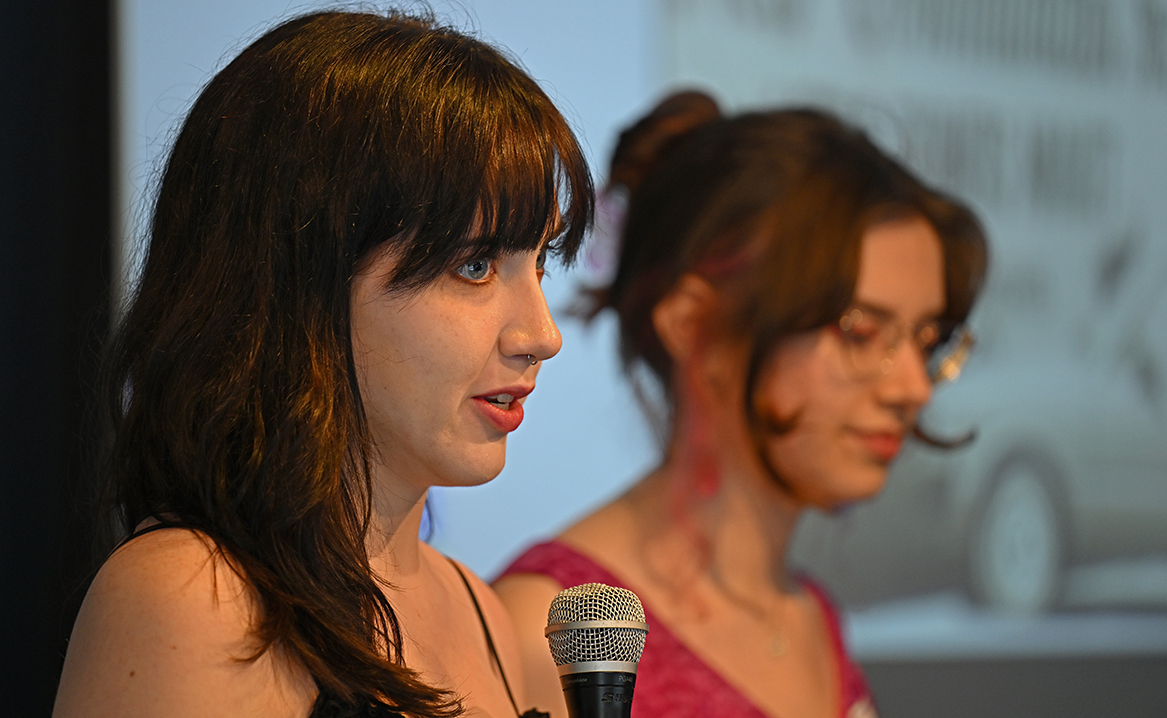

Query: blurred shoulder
[492,571,564,623]
[54,526,315,718]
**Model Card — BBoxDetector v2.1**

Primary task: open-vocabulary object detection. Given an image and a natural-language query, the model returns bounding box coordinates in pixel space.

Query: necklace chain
[717,584,792,659]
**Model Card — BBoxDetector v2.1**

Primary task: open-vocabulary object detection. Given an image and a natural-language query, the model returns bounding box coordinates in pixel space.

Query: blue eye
[456,258,492,281]
[535,247,548,271]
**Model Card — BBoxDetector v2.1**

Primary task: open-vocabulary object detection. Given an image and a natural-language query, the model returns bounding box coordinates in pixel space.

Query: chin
[806,464,889,509]
[842,465,890,502]
[435,444,509,488]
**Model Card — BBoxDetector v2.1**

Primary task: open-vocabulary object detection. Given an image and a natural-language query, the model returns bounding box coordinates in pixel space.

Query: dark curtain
[0,0,114,713]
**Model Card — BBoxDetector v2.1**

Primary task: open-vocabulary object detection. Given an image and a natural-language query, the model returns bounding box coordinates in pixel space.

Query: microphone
[544,583,649,718]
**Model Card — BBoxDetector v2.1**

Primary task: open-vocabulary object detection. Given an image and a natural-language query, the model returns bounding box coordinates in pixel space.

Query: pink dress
[498,541,878,718]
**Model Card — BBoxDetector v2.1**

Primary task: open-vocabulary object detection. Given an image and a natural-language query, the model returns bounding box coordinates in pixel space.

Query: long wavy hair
[101,11,592,713]
[590,91,987,501]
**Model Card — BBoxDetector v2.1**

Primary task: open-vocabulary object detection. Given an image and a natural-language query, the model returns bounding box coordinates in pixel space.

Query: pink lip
[854,431,904,463]
[472,385,533,434]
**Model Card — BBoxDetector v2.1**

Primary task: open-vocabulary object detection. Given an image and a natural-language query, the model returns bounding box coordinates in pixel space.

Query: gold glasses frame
[835,306,975,385]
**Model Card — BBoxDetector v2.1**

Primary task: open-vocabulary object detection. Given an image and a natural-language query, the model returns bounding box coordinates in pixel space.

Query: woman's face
[350,244,560,495]
[758,216,945,508]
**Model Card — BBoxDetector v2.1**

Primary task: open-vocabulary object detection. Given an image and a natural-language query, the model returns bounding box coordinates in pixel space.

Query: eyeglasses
[834,306,975,385]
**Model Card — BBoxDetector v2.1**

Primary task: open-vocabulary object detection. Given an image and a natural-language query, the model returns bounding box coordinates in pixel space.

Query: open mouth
[482,393,515,411]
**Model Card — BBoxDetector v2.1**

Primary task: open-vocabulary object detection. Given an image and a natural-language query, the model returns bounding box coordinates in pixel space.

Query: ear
[652,273,719,365]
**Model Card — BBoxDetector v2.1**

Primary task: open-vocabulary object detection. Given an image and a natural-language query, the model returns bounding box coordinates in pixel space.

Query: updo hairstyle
[591,91,987,490]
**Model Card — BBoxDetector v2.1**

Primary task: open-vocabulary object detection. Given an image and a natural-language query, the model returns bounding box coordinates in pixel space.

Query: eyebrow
[458,225,560,259]
[851,301,944,324]
[461,199,564,256]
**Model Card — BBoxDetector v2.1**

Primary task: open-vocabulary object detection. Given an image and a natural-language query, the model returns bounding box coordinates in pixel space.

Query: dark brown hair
[593,91,986,491]
[101,11,592,713]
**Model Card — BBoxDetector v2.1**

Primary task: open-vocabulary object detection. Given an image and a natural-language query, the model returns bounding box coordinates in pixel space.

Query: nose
[501,273,562,364]
[877,340,933,413]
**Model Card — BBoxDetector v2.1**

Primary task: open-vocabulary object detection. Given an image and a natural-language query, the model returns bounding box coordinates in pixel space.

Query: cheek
[351,309,450,438]
[754,341,885,504]
[754,355,827,476]
[757,337,845,422]
[354,298,469,385]
[763,421,890,509]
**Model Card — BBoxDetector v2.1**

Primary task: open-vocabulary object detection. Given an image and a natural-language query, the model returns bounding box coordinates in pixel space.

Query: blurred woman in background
[495,91,986,718]
[54,11,591,718]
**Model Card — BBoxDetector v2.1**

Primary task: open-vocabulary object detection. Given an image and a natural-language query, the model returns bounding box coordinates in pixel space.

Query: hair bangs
[364,29,593,292]
[475,100,591,262]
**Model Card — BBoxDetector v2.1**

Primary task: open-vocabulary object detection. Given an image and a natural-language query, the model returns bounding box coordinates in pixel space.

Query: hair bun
[608,91,721,195]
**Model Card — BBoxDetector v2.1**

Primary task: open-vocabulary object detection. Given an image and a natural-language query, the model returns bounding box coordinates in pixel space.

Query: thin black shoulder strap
[447,557,524,718]
[113,519,197,552]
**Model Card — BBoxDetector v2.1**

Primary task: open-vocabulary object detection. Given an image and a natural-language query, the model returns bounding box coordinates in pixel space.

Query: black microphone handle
[559,671,637,718]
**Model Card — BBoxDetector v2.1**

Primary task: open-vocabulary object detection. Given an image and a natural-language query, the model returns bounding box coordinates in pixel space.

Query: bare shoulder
[557,498,635,554]
[492,572,564,628]
[492,571,563,668]
[443,553,513,630]
[492,572,568,718]
[443,556,528,686]
[53,527,315,718]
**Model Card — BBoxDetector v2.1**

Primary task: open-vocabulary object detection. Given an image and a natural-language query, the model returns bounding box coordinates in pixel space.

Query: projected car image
[791,241,1167,614]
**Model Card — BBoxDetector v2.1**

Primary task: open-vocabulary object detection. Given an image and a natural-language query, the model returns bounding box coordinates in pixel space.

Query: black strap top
[118,523,537,718]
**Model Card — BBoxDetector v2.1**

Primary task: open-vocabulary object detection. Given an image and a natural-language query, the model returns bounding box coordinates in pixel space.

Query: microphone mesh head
[546,582,648,666]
